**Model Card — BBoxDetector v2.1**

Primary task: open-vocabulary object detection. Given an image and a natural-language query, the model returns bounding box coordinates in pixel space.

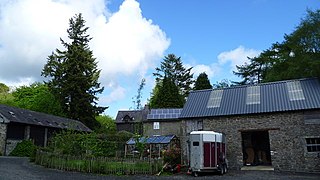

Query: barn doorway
[241,130,272,166]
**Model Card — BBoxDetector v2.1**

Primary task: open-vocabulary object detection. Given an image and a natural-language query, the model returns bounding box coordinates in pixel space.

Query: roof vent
[8,111,15,116]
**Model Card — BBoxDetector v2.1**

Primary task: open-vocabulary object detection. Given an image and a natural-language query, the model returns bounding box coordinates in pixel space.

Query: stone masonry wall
[181,110,320,172]
[143,121,182,137]
[0,123,7,155]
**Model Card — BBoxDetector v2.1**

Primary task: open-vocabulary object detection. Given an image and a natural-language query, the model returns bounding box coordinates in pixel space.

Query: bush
[47,130,130,157]
[162,146,181,165]
[9,140,37,157]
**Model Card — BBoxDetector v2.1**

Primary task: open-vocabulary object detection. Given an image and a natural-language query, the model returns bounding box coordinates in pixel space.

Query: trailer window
[193,142,199,146]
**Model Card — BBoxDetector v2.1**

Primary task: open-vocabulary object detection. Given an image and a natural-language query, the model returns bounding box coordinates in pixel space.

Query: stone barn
[0,104,91,155]
[179,78,320,172]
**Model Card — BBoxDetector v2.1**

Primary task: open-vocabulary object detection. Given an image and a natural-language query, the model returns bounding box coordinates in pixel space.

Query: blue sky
[0,0,319,118]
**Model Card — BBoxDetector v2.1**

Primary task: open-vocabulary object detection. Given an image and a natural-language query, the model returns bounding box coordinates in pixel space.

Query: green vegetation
[153,53,194,98]
[95,115,116,134]
[35,151,162,175]
[42,13,106,130]
[194,72,212,90]
[150,76,184,108]
[9,140,37,157]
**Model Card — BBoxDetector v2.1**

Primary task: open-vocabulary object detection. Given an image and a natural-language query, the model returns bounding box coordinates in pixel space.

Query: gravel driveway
[0,156,319,180]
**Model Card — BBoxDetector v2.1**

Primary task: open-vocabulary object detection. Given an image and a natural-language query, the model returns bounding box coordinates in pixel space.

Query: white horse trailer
[189,131,227,176]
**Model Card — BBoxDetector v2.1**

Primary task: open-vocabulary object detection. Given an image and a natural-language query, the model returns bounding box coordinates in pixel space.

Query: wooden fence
[35,151,163,175]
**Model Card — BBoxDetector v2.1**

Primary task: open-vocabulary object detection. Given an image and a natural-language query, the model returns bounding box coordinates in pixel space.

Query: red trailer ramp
[189,131,227,176]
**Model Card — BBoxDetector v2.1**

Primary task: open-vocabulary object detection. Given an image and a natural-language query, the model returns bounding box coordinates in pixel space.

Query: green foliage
[150,77,184,108]
[213,79,232,89]
[162,146,181,165]
[12,82,65,116]
[0,83,15,106]
[9,140,37,157]
[47,130,133,157]
[234,9,320,84]
[41,13,106,130]
[0,83,9,93]
[194,72,212,90]
[48,131,114,157]
[35,151,162,175]
[133,133,146,159]
[95,115,116,134]
[115,130,134,142]
[153,54,194,98]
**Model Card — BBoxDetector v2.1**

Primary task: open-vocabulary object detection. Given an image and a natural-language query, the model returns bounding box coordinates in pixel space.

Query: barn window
[246,86,260,105]
[207,89,223,108]
[153,122,160,130]
[305,138,320,152]
[286,81,305,101]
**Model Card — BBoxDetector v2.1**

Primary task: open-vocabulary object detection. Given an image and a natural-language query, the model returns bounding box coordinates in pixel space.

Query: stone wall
[181,110,320,172]
[5,139,22,155]
[143,121,182,137]
[0,123,7,155]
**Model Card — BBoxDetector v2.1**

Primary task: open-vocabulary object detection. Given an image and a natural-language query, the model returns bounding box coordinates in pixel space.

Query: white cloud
[0,0,170,104]
[217,45,261,72]
[99,85,126,104]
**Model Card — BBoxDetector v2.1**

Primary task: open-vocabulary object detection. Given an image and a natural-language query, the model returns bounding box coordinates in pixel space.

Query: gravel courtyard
[0,156,319,180]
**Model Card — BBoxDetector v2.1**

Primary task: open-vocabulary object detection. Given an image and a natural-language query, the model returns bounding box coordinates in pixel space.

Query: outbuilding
[0,104,91,155]
[180,78,320,172]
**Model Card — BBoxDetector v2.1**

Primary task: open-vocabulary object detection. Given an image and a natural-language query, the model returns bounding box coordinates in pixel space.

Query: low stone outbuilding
[0,104,91,155]
[180,78,320,172]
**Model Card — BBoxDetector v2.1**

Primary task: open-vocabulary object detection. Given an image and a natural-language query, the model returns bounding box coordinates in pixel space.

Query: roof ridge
[190,77,319,93]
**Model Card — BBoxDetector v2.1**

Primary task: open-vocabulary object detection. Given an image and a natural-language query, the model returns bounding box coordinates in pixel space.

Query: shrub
[162,146,181,165]
[9,140,37,157]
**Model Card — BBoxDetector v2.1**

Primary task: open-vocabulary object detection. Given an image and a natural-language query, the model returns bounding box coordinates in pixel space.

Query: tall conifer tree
[42,14,106,129]
[194,72,212,90]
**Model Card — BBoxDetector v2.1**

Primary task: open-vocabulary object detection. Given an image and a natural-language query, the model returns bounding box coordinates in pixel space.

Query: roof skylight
[286,81,305,101]
[207,89,223,108]
[246,86,260,105]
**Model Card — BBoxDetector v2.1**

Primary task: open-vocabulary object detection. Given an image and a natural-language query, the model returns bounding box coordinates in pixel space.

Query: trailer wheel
[223,165,227,174]
[219,166,224,175]
[193,171,199,177]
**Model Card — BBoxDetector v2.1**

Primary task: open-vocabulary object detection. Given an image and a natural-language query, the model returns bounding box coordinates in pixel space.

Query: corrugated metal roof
[0,104,91,132]
[126,135,176,145]
[180,78,320,118]
[147,108,182,120]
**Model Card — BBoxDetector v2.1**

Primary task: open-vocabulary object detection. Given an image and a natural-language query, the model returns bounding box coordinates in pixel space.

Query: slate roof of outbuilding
[0,104,91,132]
[115,109,149,124]
[180,78,320,118]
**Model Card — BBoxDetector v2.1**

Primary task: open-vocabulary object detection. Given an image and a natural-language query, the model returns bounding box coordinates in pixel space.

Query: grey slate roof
[147,108,182,121]
[0,104,91,132]
[180,78,320,118]
[115,109,149,124]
